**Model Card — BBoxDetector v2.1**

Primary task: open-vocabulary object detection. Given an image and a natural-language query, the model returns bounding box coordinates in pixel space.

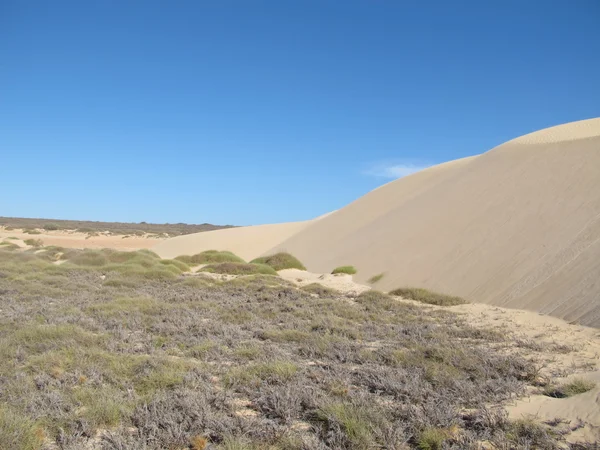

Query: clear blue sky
[1,1,599,226]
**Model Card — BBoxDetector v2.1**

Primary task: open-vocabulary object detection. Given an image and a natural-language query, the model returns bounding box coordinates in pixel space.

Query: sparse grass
[389,287,467,306]
[23,238,43,248]
[332,265,357,275]
[0,242,20,250]
[543,378,596,398]
[200,262,277,276]
[250,252,306,271]
[0,405,43,450]
[175,250,244,265]
[23,229,41,235]
[368,272,385,284]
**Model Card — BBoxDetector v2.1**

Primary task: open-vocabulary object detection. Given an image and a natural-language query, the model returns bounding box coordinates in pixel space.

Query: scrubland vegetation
[0,216,234,236]
[0,244,589,449]
[389,287,468,306]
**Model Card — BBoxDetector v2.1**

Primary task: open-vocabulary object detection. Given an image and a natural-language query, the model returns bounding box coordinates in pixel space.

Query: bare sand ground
[0,227,162,251]
[153,220,316,261]
[266,118,600,327]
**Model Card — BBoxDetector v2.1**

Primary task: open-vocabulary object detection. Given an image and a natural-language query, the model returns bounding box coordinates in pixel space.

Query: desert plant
[24,238,43,248]
[42,223,60,231]
[250,252,306,271]
[332,265,357,275]
[175,250,244,265]
[543,378,596,398]
[389,287,467,306]
[199,262,277,276]
[23,229,41,235]
[368,273,385,284]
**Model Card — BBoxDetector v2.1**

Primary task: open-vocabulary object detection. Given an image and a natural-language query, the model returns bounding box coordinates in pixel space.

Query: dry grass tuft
[389,287,467,306]
[251,252,306,271]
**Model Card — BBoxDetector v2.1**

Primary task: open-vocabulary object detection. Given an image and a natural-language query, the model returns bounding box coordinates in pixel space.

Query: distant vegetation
[0,216,235,236]
[200,262,277,276]
[251,252,306,271]
[389,287,467,306]
[368,273,385,284]
[331,265,357,275]
[176,250,245,265]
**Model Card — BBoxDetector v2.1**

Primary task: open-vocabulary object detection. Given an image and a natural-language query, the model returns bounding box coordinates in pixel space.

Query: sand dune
[155,117,600,326]
[267,118,600,326]
[152,219,314,261]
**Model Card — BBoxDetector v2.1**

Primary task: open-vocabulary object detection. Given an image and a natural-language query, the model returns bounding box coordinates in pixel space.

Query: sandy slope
[152,220,314,261]
[268,118,600,326]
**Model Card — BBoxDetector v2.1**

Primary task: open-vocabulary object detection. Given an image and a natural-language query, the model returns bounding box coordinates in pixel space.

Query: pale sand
[153,220,315,261]
[267,118,600,327]
[0,228,162,251]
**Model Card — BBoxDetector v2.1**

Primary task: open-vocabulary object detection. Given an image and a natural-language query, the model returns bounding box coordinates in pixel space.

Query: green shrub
[418,427,450,450]
[389,287,467,306]
[250,252,306,271]
[67,250,108,267]
[200,262,277,276]
[158,259,190,272]
[175,250,244,265]
[42,223,60,231]
[543,378,596,398]
[368,273,385,284]
[332,265,357,275]
[24,239,43,248]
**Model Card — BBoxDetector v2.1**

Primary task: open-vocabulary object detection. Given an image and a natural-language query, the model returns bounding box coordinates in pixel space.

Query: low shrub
[199,262,277,276]
[389,287,467,306]
[543,378,596,398]
[250,252,306,271]
[176,250,244,265]
[368,273,385,284]
[24,238,43,248]
[42,223,60,231]
[332,265,357,275]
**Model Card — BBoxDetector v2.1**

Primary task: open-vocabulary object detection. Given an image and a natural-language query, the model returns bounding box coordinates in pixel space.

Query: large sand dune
[268,118,600,326]
[155,118,600,326]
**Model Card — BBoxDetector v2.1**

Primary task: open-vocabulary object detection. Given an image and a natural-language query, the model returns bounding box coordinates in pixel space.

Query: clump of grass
[389,287,467,306]
[23,238,43,248]
[332,265,357,275]
[301,283,337,297]
[368,273,385,284]
[313,402,374,449]
[158,259,190,272]
[543,378,596,398]
[200,262,277,276]
[175,250,244,265]
[67,250,108,267]
[0,405,44,450]
[224,361,298,388]
[250,252,306,271]
[417,427,452,450]
[23,229,41,235]
[0,242,20,250]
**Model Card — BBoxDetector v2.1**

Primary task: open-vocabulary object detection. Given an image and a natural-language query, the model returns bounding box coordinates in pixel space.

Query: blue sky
[1,1,599,226]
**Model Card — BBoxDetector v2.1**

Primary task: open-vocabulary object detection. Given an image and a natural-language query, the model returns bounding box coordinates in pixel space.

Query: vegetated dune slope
[153,220,314,261]
[268,118,600,327]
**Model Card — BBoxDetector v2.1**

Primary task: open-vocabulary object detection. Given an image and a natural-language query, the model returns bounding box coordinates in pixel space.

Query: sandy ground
[0,228,163,251]
[153,220,316,261]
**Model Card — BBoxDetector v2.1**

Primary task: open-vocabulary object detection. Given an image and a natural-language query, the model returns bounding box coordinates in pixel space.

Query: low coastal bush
[332,265,357,275]
[389,287,467,306]
[251,252,306,271]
